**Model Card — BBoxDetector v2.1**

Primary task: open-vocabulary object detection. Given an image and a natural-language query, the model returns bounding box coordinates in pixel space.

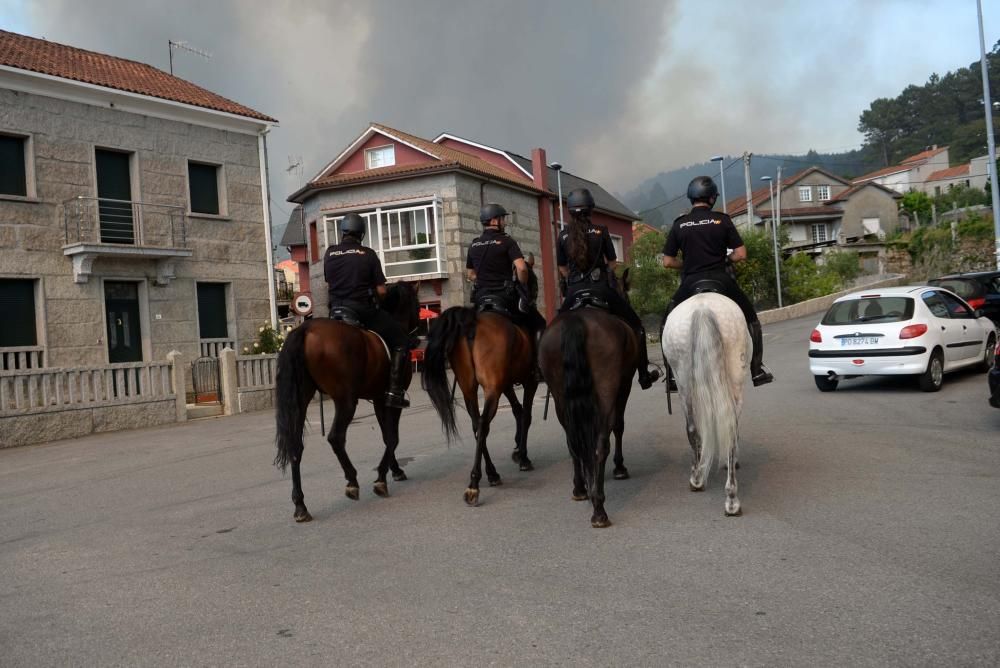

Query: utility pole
[977,0,1000,269]
[775,165,783,307]
[743,152,754,224]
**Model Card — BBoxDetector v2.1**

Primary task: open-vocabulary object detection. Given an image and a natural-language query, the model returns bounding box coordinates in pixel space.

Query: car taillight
[967,297,986,309]
[810,329,822,343]
[899,323,928,339]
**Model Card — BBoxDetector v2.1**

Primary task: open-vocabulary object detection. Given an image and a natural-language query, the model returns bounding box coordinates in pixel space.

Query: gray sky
[3,0,999,215]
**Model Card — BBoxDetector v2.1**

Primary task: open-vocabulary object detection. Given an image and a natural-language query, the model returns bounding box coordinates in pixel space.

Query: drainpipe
[258,128,279,328]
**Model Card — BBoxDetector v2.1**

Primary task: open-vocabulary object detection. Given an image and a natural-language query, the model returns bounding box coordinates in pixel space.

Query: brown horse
[539,270,640,528]
[273,283,420,522]
[421,283,540,506]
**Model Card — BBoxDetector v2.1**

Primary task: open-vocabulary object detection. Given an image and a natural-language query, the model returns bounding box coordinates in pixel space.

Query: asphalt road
[2,315,998,667]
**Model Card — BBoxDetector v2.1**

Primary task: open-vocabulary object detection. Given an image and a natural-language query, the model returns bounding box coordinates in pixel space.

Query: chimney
[531,148,548,191]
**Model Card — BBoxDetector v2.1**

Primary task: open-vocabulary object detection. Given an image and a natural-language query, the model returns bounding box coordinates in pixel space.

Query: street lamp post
[977,0,1000,269]
[761,176,783,308]
[710,155,727,213]
[549,162,565,228]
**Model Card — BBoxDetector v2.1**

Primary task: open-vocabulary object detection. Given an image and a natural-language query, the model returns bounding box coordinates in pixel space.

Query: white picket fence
[0,360,174,416]
[237,354,277,389]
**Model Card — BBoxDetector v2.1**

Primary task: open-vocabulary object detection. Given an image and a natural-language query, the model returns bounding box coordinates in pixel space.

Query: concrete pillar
[219,348,239,416]
[167,350,187,422]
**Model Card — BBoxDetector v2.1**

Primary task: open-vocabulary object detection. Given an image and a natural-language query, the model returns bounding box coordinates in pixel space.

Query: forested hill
[622,40,1000,231]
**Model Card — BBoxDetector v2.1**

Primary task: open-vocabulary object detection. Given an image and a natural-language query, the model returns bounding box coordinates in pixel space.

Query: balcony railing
[1,347,45,371]
[63,196,188,249]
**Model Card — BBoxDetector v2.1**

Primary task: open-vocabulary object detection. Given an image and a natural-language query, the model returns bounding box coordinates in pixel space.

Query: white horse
[661,292,750,516]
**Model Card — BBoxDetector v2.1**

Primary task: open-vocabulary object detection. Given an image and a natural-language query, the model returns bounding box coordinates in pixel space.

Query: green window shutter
[197,283,228,338]
[0,135,27,197]
[188,163,220,215]
[0,279,37,346]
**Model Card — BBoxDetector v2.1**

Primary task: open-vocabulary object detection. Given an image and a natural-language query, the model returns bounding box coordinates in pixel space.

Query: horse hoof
[725,502,742,517]
[294,510,313,523]
[373,482,389,497]
[392,470,408,482]
[511,450,522,463]
[689,480,705,492]
[345,486,360,501]
[613,468,630,480]
[591,516,613,529]
[519,460,534,472]
[572,492,588,501]
[488,477,503,487]
[463,488,480,506]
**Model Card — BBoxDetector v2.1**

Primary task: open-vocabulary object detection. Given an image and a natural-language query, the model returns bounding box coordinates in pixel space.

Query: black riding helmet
[479,202,509,224]
[687,176,719,205]
[339,213,366,241]
[567,188,595,216]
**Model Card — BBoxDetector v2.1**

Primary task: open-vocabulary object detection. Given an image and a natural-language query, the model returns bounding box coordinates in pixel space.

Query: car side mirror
[974,308,985,319]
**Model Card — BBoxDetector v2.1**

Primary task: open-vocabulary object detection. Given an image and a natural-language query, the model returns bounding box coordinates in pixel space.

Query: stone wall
[757,274,907,325]
[0,88,270,369]
[0,398,176,448]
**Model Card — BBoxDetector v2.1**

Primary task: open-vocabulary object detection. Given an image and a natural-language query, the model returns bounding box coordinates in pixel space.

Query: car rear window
[927,278,984,300]
[822,297,915,325]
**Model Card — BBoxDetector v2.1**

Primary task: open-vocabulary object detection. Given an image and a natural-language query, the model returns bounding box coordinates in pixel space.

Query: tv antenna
[286,155,303,176]
[168,40,212,76]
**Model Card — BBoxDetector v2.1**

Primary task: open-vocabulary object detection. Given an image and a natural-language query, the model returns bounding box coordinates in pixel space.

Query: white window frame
[322,197,445,279]
[610,234,624,262]
[365,144,396,170]
[816,184,831,201]
[0,131,37,201]
[186,160,229,218]
[798,186,813,203]
[811,223,829,243]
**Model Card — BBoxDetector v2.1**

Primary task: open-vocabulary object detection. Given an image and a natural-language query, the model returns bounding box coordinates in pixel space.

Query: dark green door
[105,282,142,363]
[95,149,134,244]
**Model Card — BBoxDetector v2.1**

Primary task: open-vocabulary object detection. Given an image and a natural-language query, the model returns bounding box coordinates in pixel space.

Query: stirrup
[385,390,410,408]
[752,365,774,387]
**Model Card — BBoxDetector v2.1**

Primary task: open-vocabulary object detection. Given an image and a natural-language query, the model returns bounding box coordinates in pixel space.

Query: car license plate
[840,337,880,346]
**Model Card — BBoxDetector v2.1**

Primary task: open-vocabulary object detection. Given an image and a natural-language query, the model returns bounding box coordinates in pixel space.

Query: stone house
[0,29,277,372]
[727,166,902,272]
[287,124,638,320]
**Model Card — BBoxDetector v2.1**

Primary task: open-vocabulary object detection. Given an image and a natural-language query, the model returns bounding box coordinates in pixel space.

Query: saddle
[691,278,726,295]
[475,294,514,318]
[329,306,364,328]
[567,290,610,312]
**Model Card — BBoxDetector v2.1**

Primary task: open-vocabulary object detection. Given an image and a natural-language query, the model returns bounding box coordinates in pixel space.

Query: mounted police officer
[466,203,546,335]
[661,176,774,388]
[557,188,660,390]
[324,213,412,408]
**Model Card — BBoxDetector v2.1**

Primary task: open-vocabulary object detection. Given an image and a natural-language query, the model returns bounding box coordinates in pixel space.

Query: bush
[822,250,862,282]
[782,254,841,303]
[736,227,779,309]
[243,321,285,355]
[626,229,679,316]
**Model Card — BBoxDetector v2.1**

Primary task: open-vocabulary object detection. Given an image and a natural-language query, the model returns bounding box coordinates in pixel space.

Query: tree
[625,228,677,316]
[900,191,933,226]
[858,98,904,166]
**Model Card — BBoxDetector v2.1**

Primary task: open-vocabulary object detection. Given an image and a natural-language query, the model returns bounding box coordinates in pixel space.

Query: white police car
[809,286,997,392]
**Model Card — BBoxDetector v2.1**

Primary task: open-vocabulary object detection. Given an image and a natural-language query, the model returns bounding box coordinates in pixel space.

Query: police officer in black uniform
[557,188,660,390]
[661,176,774,388]
[466,203,546,335]
[324,213,412,408]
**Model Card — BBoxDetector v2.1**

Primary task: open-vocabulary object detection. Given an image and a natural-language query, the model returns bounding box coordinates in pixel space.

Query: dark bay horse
[273,283,420,522]
[421,276,540,506]
[539,271,640,528]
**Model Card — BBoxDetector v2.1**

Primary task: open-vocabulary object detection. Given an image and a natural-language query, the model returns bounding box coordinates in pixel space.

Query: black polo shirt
[557,223,616,279]
[663,207,744,277]
[466,227,523,290]
[324,238,386,303]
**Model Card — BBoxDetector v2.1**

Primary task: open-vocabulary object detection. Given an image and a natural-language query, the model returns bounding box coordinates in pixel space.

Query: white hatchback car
[809,286,998,392]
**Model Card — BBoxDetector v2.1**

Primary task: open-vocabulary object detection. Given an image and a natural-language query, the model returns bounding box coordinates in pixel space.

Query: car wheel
[979,334,996,372]
[814,375,838,392]
[918,349,944,392]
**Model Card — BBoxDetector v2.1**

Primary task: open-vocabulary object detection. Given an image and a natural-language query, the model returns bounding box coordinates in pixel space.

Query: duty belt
[567,267,606,285]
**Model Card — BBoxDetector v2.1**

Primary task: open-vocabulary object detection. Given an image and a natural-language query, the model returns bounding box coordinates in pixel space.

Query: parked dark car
[990,337,1000,408]
[928,271,1000,325]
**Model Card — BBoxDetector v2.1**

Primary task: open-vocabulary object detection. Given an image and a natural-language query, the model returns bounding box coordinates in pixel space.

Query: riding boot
[385,348,411,408]
[749,320,774,387]
[635,327,661,390]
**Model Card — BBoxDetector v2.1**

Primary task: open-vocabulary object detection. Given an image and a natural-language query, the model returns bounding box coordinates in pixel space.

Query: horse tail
[422,306,477,440]
[273,321,315,472]
[688,307,738,478]
[561,315,597,482]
